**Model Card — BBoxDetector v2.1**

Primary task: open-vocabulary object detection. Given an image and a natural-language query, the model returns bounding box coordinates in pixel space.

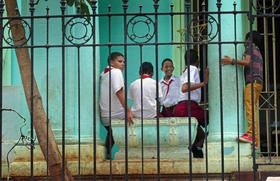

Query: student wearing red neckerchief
[173,49,209,158]
[159,58,180,117]
[128,62,163,118]
[99,52,134,159]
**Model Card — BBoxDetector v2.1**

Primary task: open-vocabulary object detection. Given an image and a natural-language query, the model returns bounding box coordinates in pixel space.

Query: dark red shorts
[161,105,176,117]
[173,100,209,127]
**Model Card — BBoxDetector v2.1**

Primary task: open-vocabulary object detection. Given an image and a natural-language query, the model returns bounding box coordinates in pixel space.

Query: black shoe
[106,153,112,160]
[191,146,203,158]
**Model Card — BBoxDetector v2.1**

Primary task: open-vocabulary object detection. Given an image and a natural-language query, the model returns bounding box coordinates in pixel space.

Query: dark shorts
[173,100,209,127]
[161,105,176,117]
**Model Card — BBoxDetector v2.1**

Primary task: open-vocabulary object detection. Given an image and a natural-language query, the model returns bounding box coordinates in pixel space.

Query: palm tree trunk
[5,1,74,180]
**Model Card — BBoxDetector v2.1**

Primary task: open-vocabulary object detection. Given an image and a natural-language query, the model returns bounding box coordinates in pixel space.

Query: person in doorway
[222,31,263,148]
[128,62,163,118]
[173,49,209,158]
[160,58,180,117]
[99,52,134,159]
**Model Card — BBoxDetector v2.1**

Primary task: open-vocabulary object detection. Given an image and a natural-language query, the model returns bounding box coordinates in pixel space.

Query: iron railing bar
[29,1,35,180]
[60,1,66,180]
[45,6,50,181]
[0,10,251,20]
[271,0,279,157]
[78,47,81,180]
[262,1,272,160]
[108,4,113,180]
[233,2,241,181]
[0,0,4,179]
[90,1,97,180]
[202,2,208,180]
[249,1,257,180]
[122,1,129,180]
[140,45,144,181]
[216,1,225,180]
[1,41,254,49]
[185,1,192,181]
[153,1,160,180]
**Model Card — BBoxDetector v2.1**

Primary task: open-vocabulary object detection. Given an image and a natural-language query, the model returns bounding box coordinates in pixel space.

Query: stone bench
[111,117,198,159]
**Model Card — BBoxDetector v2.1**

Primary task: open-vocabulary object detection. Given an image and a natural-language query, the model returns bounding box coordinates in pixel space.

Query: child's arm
[222,55,250,67]
[182,67,209,93]
[116,88,134,125]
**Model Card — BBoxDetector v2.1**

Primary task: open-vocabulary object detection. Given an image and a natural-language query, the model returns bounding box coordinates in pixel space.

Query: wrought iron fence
[0,0,279,180]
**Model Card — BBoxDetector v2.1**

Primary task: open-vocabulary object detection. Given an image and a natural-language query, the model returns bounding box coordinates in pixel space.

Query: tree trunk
[4,1,74,180]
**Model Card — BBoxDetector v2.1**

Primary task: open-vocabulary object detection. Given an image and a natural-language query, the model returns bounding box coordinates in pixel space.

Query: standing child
[160,58,180,117]
[99,52,134,159]
[128,62,163,118]
[173,49,209,158]
[222,31,263,148]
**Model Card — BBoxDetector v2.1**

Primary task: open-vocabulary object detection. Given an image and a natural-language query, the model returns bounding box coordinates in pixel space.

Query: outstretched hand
[221,55,233,65]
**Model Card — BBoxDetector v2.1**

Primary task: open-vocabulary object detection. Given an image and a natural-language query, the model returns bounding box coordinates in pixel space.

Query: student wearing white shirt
[99,52,134,159]
[174,49,209,158]
[160,58,180,117]
[128,62,163,118]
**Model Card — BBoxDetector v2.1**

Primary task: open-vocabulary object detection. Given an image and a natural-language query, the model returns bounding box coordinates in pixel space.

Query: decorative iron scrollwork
[127,15,155,43]
[186,14,218,42]
[64,17,93,45]
[2,19,31,46]
[253,0,280,13]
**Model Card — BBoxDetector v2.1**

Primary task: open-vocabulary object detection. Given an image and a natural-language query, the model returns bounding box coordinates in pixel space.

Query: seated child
[173,49,209,158]
[128,62,163,118]
[160,58,180,117]
[99,52,134,159]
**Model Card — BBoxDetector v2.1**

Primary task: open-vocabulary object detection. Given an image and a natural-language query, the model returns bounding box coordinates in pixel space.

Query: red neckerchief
[104,67,111,73]
[141,74,152,79]
[162,78,173,98]
[183,66,188,73]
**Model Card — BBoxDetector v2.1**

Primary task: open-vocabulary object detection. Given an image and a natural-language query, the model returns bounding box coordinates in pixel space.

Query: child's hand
[127,111,134,125]
[221,55,233,65]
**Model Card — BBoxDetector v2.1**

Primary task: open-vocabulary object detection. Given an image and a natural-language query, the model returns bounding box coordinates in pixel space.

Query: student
[222,31,263,148]
[128,62,163,118]
[173,49,209,158]
[99,52,134,159]
[160,58,180,117]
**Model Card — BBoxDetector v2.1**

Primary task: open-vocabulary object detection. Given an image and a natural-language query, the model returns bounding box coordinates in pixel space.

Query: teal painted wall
[9,0,101,142]
[99,0,173,86]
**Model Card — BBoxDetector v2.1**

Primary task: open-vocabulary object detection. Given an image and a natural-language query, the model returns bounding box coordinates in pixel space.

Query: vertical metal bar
[216,0,225,180]
[78,47,81,180]
[185,1,192,180]
[107,4,112,180]
[29,1,35,180]
[140,44,144,181]
[202,2,208,181]
[233,2,241,180]
[249,1,257,180]
[90,1,98,180]
[263,0,272,159]
[153,1,160,180]
[60,1,66,180]
[0,0,3,179]
[170,3,174,43]
[45,6,50,181]
[122,1,129,180]
[271,0,278,157]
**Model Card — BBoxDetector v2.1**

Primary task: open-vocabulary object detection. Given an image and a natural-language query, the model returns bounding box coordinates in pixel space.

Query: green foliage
[66,0,92,20]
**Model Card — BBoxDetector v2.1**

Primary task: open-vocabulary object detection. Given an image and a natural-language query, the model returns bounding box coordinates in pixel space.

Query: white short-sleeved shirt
[178,65,201,103]
[128,77,163,118]
[160,75,180,108]
[99,67,125,118]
